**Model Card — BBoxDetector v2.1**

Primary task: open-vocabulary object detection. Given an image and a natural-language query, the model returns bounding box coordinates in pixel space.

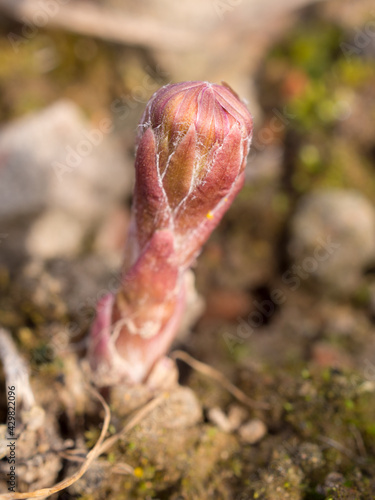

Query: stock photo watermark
[7,0,71,53]
[249,106,296,163]
[340,10,375,60]
[51,118,113,183]
[6,386,17,492]
[110,65,169,122]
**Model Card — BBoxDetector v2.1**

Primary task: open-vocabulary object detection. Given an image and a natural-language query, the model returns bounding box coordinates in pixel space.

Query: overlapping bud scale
[134,81,253,265]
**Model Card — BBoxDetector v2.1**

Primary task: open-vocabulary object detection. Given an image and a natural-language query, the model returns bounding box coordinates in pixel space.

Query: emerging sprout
[88,81,253,386]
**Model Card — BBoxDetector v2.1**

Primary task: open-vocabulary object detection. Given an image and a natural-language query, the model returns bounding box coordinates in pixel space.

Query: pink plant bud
[88,82,252,386]
[134,81,253,266]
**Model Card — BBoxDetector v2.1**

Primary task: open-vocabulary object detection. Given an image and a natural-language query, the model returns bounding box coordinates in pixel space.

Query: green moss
[84,427,101,449]
[283,401,294,412]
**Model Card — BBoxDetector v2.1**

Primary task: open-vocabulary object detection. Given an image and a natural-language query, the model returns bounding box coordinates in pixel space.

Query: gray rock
[289,189,375,295]
[0,100,132,260]
[25,209,86,259]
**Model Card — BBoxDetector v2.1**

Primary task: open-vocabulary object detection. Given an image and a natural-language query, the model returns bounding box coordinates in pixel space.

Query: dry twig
[1,386,166,500]
[1,385,110,500]
[0,0,194,51]
[171,350,270,410]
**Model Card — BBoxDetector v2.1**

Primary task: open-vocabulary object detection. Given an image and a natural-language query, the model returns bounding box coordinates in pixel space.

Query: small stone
[161,387,202,429]
[238,418,267,444]
[207,407,233,433]
[227,404,248,430]
[147,356,179,391]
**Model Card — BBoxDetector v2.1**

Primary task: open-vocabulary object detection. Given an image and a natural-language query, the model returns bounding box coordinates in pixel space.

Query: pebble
[207,407,233,433]
[227,404,248,430]
[238,418,267,444]
[289,189,375,296]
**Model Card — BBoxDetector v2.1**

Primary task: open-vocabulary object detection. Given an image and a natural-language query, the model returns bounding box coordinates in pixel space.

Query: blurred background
[0,0,374,367]
[1,0,375,497]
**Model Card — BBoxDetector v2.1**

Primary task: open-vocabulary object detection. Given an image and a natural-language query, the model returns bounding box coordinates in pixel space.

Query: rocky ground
[0,1,375,499]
